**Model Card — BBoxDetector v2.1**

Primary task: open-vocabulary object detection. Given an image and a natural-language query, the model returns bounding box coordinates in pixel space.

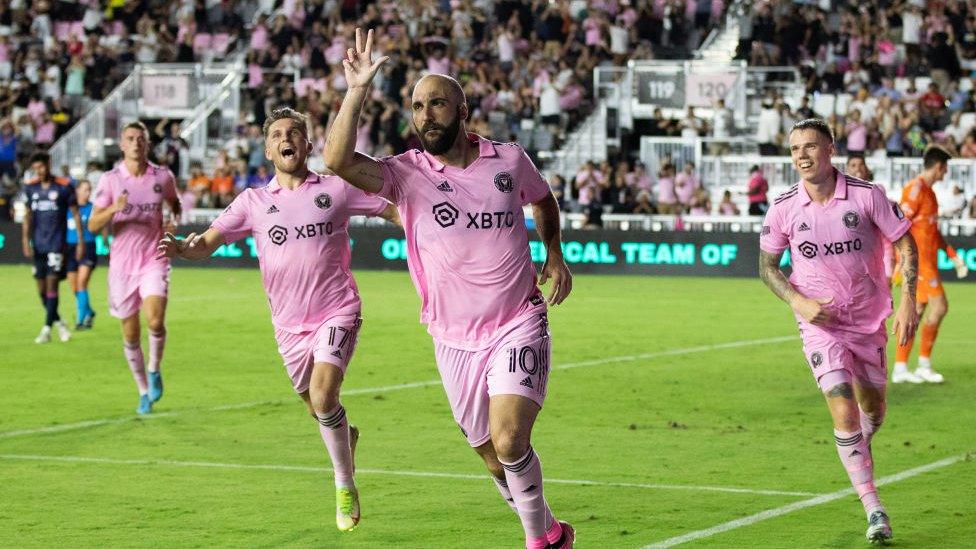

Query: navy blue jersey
[66,202,94,244]
[26,179,76,253]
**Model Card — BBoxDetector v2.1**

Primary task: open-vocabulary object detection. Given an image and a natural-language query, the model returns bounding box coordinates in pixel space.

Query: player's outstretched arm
[758,250,833,325]
[891,233,920,345]
[156,229,226,261]
[324,28,389,193]
[378,203,401,227]
[88,191,128,232]
[533,193,572,305]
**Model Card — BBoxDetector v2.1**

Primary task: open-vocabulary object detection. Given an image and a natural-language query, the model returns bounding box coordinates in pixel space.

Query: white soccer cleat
[34,326,52,344]
[54,321,71,342]
[914,366,944,383]
[891,367,924,384]
[866,510,892,543]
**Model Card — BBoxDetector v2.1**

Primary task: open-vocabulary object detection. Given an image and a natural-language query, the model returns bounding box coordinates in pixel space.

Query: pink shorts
[108,268,170,318]
[434,313,552,447]
[274,314,361,394]
[799,324,888,391]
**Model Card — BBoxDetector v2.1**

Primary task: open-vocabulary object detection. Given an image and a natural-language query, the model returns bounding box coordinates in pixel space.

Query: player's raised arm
[156,229,226,261]
[532,193,572,305]
[324,28,389,193]
[890,232,920,346]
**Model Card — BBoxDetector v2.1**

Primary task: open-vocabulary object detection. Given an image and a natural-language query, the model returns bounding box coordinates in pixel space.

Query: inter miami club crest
[810,351,824,368]
[843,210,860,229]
[47,190,58,201]
[153,183,162,194]
[494,172,514,193]
[798,241,818,259]
[268,224,288,245]
[432,201,459,228]
[314,193,332,209]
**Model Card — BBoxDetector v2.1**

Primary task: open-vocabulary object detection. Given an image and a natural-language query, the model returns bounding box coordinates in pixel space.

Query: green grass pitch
[0,265,973,547]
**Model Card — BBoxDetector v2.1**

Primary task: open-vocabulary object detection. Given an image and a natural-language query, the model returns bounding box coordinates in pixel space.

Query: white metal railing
[49,61,246,176]
[544,108,607,181]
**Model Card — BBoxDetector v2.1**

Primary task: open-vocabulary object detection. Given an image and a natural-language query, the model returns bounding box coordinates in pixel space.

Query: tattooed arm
[891,232,919,346]
[759,250,833,325]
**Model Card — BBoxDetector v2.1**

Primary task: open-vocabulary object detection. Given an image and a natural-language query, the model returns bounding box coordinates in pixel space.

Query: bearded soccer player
[88,121,181,414]
[891,146,968,384]
[21,152,84,343]
[325,29,574,548]
[759,119,919,543]
[158,108,399,532]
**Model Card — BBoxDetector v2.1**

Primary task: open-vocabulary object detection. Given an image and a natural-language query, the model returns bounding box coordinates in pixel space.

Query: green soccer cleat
[335,487,360,532]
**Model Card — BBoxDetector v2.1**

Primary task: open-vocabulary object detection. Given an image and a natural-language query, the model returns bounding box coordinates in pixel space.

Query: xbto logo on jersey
[314,193,332,209]
[268,222,334,245]
[798,241,818,258]
[823,238,862,254]
[810,351,823,368]
[269,225,288,245]
[843,211,860,229]
[432,202,459,227]
[466,211,515,229]
[494,171,514,193]
[797,238,864,259]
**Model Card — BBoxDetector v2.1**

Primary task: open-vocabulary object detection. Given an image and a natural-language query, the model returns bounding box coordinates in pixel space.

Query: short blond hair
[262,108,308,138]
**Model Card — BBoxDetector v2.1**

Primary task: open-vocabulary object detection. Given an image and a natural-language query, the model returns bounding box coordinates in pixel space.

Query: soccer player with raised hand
[759,119,919,544]
[325,28,575,548]
[157,108,399,532]
[89,121,181,415]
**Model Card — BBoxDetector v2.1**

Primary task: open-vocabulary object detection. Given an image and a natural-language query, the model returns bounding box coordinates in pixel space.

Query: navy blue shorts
[66,243,98,272]
[32,248,68,280]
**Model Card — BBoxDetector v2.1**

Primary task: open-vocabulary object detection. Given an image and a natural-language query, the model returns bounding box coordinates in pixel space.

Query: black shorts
[66,243,98,272]
[32,248,68,280]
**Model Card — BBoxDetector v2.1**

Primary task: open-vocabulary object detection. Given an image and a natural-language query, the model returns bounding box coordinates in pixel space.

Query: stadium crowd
[0,0,726,217]
[736,0,976,159]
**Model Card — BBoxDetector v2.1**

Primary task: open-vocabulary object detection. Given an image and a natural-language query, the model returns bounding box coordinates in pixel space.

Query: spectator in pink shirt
[845,109,868,155]
[674,162,701,212]
[747,164,769,215]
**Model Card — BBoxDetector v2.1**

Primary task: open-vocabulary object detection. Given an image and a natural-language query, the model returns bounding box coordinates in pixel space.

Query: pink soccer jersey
[95,162,178,274]
[211,172,389,334]
[376,134,551,350]
[760,169,911,334]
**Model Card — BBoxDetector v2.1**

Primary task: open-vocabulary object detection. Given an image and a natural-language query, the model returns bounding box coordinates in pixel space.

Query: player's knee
[147,318,166,333]
[308,386,340,414]
[491,426,530,462]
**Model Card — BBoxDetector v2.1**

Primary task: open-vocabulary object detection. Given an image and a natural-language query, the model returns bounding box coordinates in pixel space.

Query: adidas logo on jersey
[436,181,453,192]
[331,349,342,359]
[798,222,810,231]
[519,376,534,389]
[266,205,280,214]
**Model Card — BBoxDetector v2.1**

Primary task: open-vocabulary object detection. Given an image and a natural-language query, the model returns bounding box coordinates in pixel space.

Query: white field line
[0,335,797,442]
[643,454,969,548]
[0,453,816,497]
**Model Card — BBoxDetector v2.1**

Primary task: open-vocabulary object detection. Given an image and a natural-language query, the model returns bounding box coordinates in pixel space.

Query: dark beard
[416,112,461,155]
